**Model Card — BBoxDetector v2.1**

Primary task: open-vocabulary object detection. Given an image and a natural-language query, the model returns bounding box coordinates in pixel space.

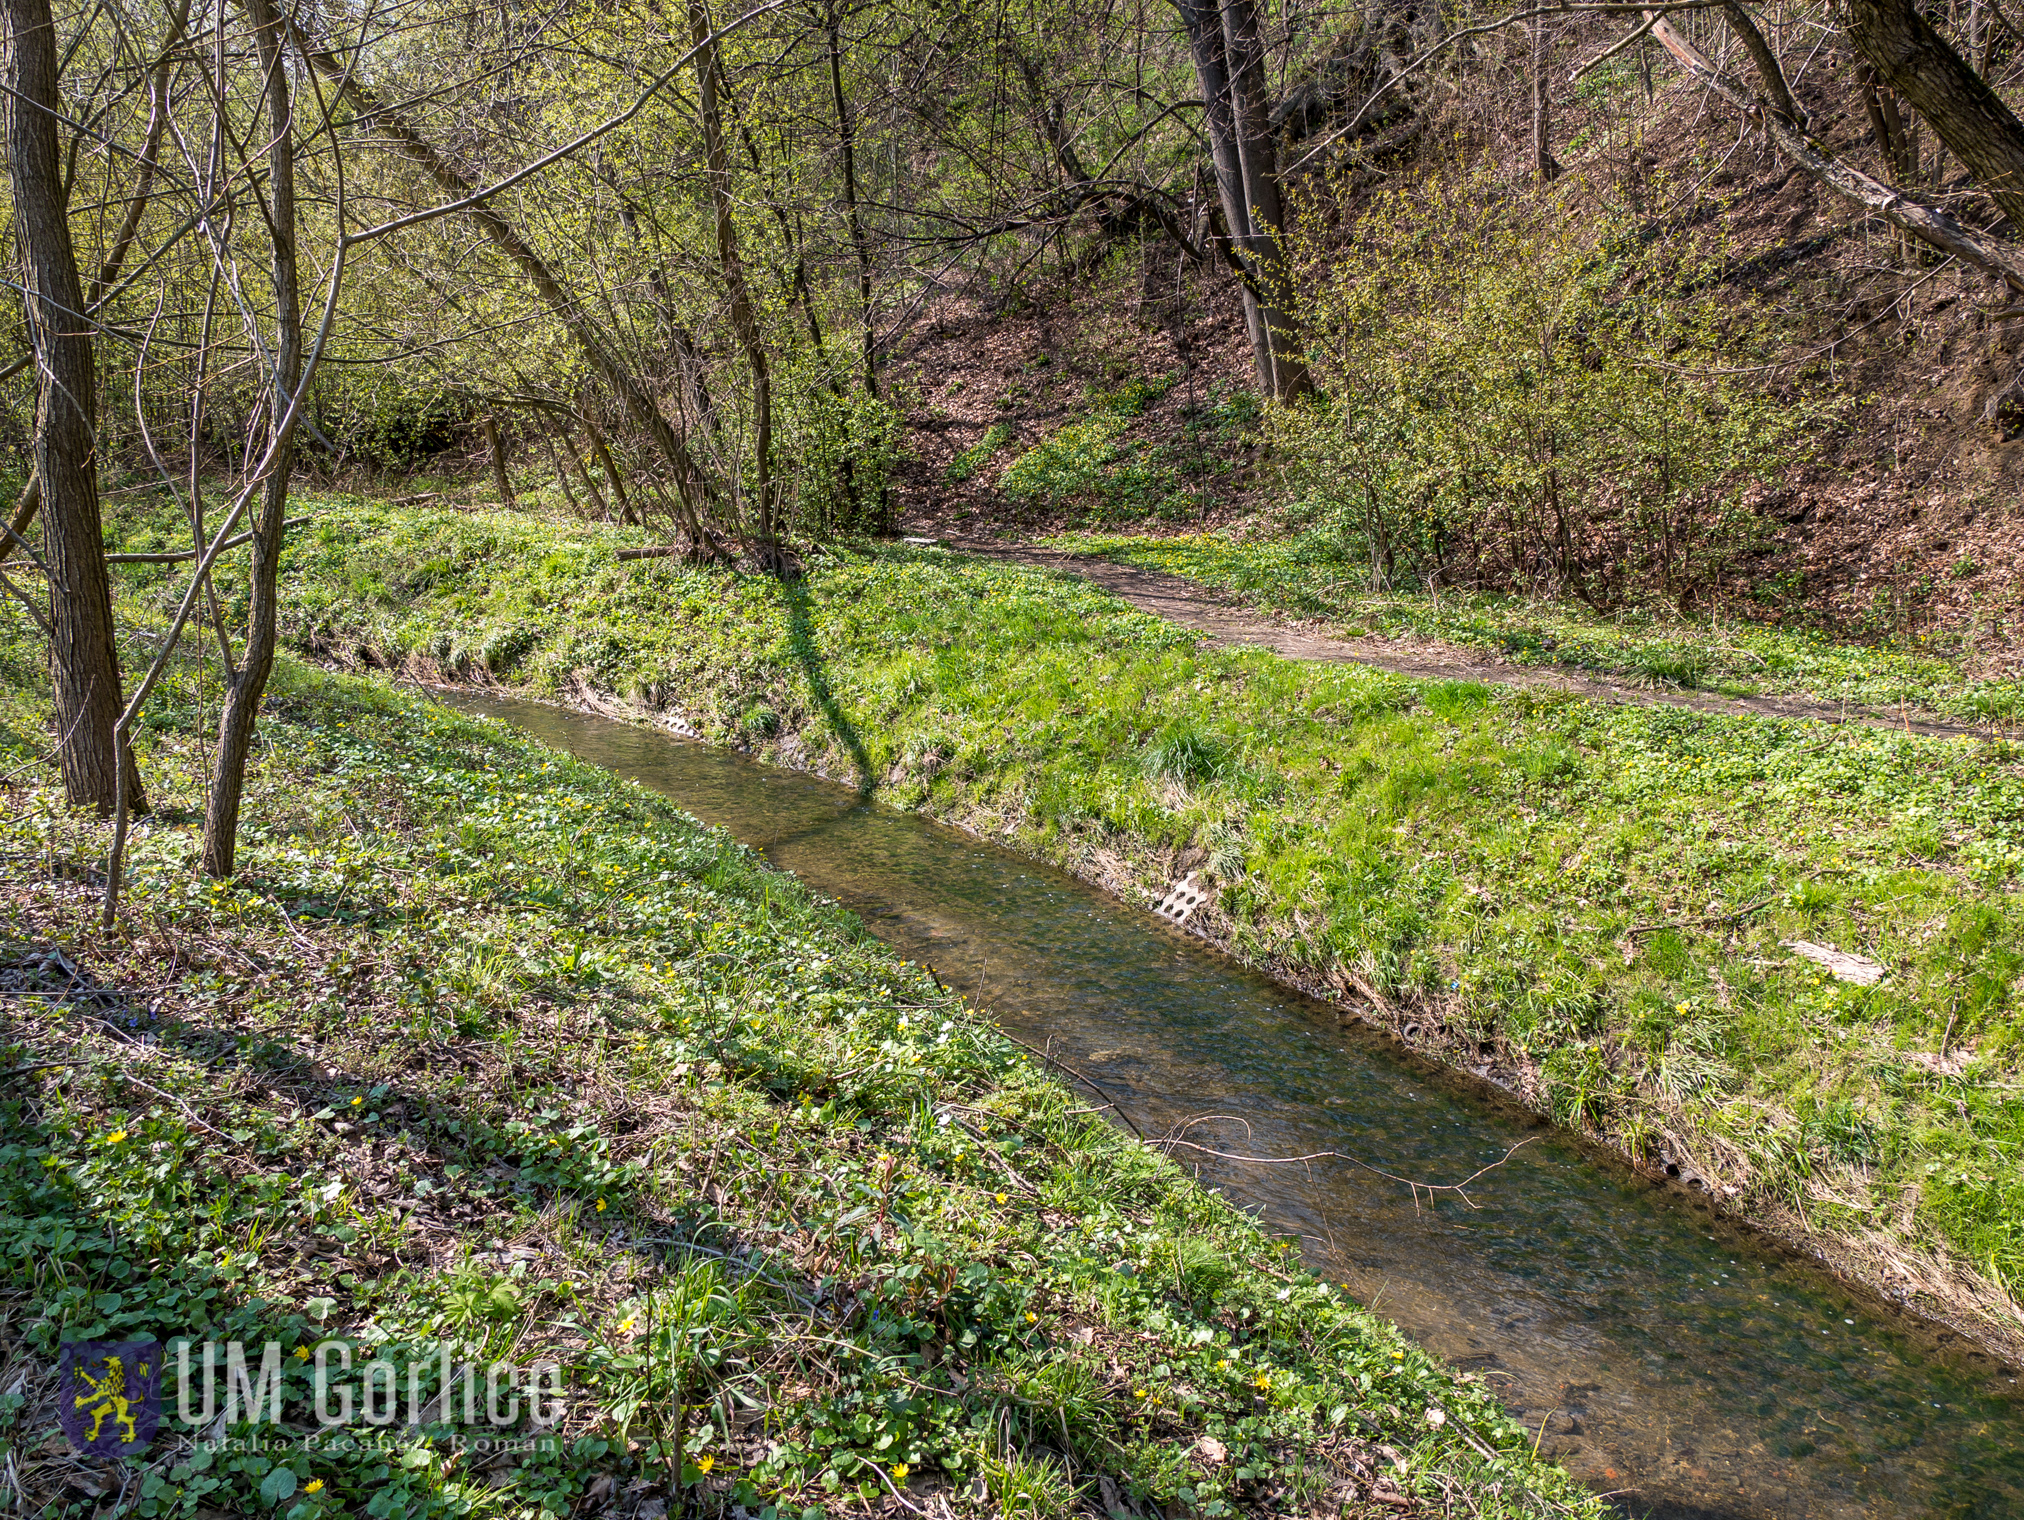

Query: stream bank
[246,499,2024,1368]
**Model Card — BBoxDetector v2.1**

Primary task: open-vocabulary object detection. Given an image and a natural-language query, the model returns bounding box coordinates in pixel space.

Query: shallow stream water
[445,691,2023,1520]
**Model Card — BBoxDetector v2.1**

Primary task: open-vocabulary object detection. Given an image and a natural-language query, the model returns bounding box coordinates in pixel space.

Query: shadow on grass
[779,575,875,795]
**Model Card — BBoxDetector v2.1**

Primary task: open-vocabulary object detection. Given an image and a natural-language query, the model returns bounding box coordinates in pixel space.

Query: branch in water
[1155,1117,1537,1213]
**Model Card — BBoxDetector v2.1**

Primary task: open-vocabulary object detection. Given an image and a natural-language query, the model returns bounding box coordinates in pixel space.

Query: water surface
[446,691,2023,1520]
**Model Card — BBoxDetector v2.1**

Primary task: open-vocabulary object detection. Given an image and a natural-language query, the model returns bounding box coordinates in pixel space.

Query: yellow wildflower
[1025,1312,1037,1324]
[293,1345,311,1361]
[305,1479,325,1494]
[596,1198,607,1212]
[695,1455,715,1475]
[995,1193,1007,1205]
[106,1130,127,1144]
[891,1463,909,1482]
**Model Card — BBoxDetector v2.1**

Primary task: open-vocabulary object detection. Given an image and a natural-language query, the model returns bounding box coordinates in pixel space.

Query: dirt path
[952,540,1986,739]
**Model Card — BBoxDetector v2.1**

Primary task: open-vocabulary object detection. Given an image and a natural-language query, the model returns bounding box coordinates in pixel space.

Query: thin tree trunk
[91,0,192,306]
[825,2,877,398]
[690,0,780,566]
[1717,1,1804,127]
[579,409,639,526]
[6,0,144,815]
[201,0,299,878]
[1531,18,1562,181]
[539,422,581,514]
[483,414,515,506]
[5,472,39,547]
[555,422,610,518]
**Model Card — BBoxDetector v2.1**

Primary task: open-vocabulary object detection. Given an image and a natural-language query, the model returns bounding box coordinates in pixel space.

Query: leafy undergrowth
[0,621,1589,1520]
[229,499,2024,1341]
[1046,532,2024,725]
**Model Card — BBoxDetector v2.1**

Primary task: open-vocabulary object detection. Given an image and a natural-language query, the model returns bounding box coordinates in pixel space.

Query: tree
[1844,0,2024,230]
[200,0,303,878]
[1176,0,1311,399]
[5,0,146,816]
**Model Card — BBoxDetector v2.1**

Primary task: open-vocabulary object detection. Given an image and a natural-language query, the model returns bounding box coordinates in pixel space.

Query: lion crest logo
[58,1340,163,1456]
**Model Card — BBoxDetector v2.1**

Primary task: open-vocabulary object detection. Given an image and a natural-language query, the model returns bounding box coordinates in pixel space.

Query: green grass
[986,377,1242,526]
[944,423,1013,483]
[1044,531,2024,724]
[210,498,2024,1335]
[0,599,1590,1517]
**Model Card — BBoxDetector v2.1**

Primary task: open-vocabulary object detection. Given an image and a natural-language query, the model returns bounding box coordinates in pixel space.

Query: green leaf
[260,1466,298,1505]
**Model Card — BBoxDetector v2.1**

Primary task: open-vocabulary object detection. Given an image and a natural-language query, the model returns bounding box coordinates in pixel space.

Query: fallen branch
[617,544,692,562]
[105,517,309,564]
[1155,1121,1537,1213]
[1648,13,2024,291]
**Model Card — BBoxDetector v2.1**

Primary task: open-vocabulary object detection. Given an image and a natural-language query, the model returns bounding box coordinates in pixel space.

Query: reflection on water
[445,691,2023,1520]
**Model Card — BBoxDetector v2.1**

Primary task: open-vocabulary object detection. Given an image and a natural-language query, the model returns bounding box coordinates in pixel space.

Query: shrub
[1278,169,1820,611]
[787,383,907,535]
[312,373,468,469]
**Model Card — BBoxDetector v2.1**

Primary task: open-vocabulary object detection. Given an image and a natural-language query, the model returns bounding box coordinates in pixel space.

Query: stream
[444,690,2023,1520]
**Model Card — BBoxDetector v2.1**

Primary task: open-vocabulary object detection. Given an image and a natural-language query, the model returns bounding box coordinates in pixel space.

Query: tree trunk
[1845,0,2024,229]
[1218,0,1311,398]
[825,3,877,398]
[1717,1,1804,127]
[1176,0,1272,386]
[579,409,639,526]
[691,0,781,566]
[555,422,610,518]
[484,414,515,506]
[539,421,581,514]
[5,471,39,548]
[1177,0,1310,399]
[1531,19,1563,181]
[201,0,299,879]
[1860,62,1924,188]
[6,0,145,815]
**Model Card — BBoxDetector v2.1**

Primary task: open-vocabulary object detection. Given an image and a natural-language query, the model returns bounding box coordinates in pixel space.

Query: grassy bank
[1043,532,2024,725]
[205,497,2024,1349]
[0,609,1586,1518]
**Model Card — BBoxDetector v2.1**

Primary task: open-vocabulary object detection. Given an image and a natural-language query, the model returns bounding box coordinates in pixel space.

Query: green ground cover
[212,499,2024,1332]
[1045,532,2024,725]
[0,601,1584,1518]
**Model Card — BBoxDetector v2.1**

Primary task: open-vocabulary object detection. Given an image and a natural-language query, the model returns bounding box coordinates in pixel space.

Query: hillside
[881,26,2024,678]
